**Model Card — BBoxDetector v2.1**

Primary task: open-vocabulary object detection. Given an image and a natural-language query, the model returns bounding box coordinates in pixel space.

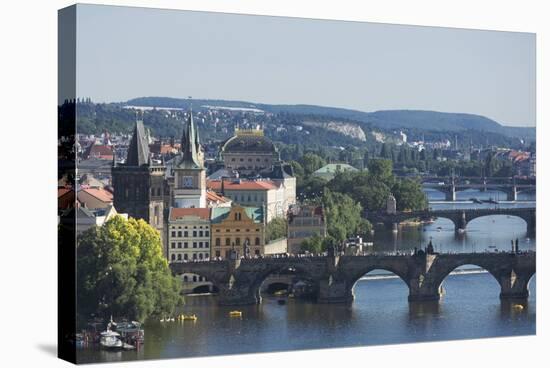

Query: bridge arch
[466,214,527,231]
[170,266,225,295]
[246,262,320,303]
[349,268,410,302]
[434,263,501,298]
[465,213,534,235]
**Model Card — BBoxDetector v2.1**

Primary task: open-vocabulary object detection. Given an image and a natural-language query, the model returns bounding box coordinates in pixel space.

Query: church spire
[177,110,201,169]
[125,116,150,166]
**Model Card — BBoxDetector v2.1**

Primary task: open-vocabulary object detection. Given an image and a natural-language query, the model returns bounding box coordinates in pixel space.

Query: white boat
[100,330,123,349]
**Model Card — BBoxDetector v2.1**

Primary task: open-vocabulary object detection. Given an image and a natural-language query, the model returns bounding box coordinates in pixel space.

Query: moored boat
[99,330,123,350]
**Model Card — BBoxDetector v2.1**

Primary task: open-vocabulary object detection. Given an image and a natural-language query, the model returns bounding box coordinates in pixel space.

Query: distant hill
[125,97,534,139]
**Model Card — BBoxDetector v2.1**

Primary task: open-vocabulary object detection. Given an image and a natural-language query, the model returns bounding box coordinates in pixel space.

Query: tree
[300,234,335,254]
[368,159,394,186]
[301,152,327,175]
[266,217,287,241]
[322,188,362,243]
[77,216,182,323]
[391,179,428,211]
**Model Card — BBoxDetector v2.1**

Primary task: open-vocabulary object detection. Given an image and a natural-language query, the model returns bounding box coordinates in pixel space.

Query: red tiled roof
[170,208,211,221]
[87,145,113,159]
[207,190,231,203]
[207,179,277,191]
[79,187,114,203]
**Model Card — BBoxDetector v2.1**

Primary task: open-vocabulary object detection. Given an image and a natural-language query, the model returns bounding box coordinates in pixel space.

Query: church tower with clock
[172,111,206,208]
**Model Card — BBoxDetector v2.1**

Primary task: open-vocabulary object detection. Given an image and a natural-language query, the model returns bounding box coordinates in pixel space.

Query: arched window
[192,275,197,282]
[183,254,188,260]
[193,253,197,260]
[177,254,182,261]
[199,253,203,260]
[255,237,260,245]
[183,275,188,282]
[171,254,175,261]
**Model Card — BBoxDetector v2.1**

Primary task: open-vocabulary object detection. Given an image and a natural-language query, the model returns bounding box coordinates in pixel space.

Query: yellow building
[210,205,265,259]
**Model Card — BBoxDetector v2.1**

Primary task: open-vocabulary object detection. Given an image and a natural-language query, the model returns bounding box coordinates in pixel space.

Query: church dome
[221,132,276,154]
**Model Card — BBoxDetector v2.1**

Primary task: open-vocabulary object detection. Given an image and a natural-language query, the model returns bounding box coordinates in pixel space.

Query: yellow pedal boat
[229,310,242,317]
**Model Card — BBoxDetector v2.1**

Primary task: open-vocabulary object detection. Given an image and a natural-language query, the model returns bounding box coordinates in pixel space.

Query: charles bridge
[366,207,536,235]
[170,251,536,306]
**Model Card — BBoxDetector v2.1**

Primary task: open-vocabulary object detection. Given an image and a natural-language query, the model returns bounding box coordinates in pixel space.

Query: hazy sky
[74,4,536,127]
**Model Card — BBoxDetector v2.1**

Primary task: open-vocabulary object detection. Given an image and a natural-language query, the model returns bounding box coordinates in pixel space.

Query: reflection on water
[76,189,536,363]
[76,274,536,363]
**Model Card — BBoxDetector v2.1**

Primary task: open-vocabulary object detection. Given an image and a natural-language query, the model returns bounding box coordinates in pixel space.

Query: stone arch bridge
[367,207,536,235]
[170,252,535,306]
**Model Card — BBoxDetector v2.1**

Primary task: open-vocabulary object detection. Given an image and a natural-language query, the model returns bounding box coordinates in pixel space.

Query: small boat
[100,330,123,349]
[229,310,242,317]
[512,304,524,311]
[470,198,483,204]
[180,314,198,321]
[122,342,136,350]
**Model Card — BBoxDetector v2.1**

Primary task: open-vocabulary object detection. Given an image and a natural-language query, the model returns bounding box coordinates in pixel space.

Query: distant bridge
[366,207,536,235]
[170,252,535,306]
[418,176,536,201]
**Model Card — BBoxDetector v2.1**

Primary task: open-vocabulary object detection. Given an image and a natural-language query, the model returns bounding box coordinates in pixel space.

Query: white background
[0,0,548,366]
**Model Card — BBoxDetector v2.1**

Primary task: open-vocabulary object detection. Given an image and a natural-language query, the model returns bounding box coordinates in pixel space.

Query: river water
[76,189,536,364]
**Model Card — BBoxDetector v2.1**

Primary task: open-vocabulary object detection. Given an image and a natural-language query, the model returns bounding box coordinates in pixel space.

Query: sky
[72,4,536,127]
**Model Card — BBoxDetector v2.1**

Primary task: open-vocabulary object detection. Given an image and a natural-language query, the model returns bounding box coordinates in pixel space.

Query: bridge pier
[506,186,518,201]
[217,284,260,306]
[498,272,532,300]
[317,277,354,303]
[445,186,456,202]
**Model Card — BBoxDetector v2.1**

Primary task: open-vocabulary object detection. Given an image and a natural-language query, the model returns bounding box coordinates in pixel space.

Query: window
[171,231,176,237]
[192,275,197,282]
[205,241,209,248]
[206,231,210,237]
[177,254,182,261]
[225,238,231,246]
[235,238,241,246]
[184,242,188,248]
[199,242,203,248]
[183,275,188,282]
[193,254,197,260]
[236,229,240,232]
[216,238,221,247]
[255,237,260,245]
[171,242,175,249]
[215,251,220,257]
[199,253,203,260]
[171,254,175,261]
[205,253,209,259]
[255,249,260,255]
[193,231,197,237]
[177,231,182,237]
[184,231,188,237]
[199,231,203,237]
[177,242,182,249]
[184,254,188,260]
[193,242,197,248]
[231,158,235,162]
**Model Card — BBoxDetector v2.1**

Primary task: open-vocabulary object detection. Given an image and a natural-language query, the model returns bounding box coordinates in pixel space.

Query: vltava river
[76,189,536,363]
